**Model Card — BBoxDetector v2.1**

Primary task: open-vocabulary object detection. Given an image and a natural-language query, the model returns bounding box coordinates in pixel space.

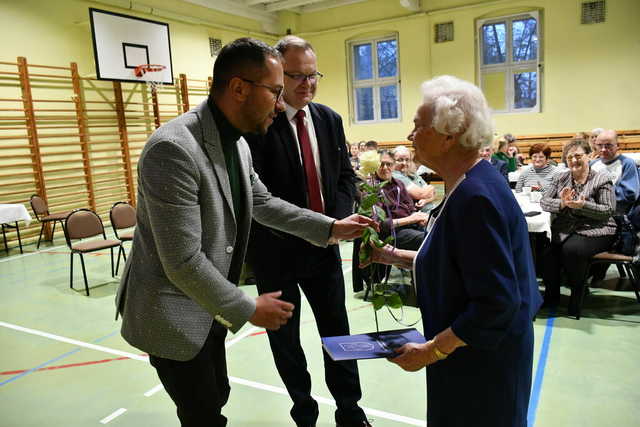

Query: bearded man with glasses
[245,36,371,427]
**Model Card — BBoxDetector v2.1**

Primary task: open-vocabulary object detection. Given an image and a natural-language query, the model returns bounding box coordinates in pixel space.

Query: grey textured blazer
[115,100,333,361]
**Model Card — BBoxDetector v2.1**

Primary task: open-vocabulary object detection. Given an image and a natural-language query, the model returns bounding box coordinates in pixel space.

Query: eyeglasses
[380,161,394,168]
[595,143,615,150]
[566,153,585,161]
[394,157,410,163]
[284,71,324,83]
[240,78,284,102]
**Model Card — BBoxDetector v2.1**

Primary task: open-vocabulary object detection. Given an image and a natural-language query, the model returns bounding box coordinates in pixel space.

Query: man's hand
[249,291,294,330]
[331,214,378,241]
[407,211,429,227]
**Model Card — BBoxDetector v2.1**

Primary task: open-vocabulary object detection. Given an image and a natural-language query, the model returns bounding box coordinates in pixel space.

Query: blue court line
[0,330,119,387]
[527,312,556,427]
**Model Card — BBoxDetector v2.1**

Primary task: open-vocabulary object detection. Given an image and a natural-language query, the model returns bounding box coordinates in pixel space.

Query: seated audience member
[364,140,378,151]
[505,133,524,167]
[540,139,616,315]
[591,129,640,214]
[588,128,604,158]
[515,143,557,192]
[479,144,508,181]
[358,140,367,153]
[375,151,427,250]
[391,145,436,212]
[349,141,360,170]
[492,136,518,172]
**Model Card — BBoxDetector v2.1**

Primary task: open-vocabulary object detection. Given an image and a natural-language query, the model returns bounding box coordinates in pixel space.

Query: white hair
[591,128,604,136]
[392,145,411,156]
[420,75,494,150]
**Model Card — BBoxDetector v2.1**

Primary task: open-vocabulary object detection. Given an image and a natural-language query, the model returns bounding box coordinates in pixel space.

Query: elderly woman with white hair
[362,75,542,427]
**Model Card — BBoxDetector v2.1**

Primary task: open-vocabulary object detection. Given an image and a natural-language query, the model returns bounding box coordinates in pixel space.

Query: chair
[29,195,70,249]
[64,209,122,296]
[575,253,640,320]
[109,201,136,275]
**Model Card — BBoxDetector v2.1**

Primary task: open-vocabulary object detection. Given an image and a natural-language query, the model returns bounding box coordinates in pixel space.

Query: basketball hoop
[134,64,166,92]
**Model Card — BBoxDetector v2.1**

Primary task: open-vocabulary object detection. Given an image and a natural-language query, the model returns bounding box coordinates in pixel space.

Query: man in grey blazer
[115,38,374,427]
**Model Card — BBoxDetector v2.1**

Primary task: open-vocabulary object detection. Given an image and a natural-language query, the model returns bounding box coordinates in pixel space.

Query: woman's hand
[559,187,575,208]
[359,243,396,268]
[407,211,429,227]
[388,341,439,371]
[565,196,585,209]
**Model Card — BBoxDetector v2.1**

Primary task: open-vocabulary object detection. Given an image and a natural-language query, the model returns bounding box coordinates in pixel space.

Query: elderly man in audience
[492,136,518,172]
[515,143,557,192]
[392,145,437,212]
[591,129,640,214]
[479,143,508,181]
[375,151,428,250]
[540,139,616,315]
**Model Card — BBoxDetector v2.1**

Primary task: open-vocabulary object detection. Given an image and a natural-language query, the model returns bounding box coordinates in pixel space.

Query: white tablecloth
[0,204,32,226]
[513,193,551,239]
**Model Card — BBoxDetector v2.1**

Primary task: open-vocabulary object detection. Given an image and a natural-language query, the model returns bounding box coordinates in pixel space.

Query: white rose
[359,150,380,176]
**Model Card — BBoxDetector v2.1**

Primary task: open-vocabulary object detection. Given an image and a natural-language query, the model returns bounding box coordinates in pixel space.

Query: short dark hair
[211,37,281,97]
[365,140,378,150]
[274,35,315,56]
[529,143,551,158]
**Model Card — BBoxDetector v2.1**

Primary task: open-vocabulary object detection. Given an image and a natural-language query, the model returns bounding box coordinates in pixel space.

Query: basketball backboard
[89,8,174,85]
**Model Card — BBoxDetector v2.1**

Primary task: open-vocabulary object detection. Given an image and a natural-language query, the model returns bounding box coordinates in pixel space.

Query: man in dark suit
[245,36,370,427]
[116,38,375,427]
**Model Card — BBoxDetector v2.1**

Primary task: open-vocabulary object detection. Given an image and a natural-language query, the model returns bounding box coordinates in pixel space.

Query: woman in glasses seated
[540,138,616,315]
[515,143,557,192]
[374,150,428,250]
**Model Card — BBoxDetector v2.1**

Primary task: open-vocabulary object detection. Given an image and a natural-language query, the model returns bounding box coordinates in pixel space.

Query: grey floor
[1,236,640,426]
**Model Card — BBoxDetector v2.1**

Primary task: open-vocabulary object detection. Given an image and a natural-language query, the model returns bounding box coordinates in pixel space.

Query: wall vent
[435,22,454,43]
[581,1,606,24]
[209,38,223,57]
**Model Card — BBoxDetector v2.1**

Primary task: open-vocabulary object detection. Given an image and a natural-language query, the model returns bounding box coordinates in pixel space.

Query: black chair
[64,209,122,296]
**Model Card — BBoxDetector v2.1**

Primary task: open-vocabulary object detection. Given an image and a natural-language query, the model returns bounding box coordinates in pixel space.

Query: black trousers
[542,233,615,301]
[394,224,426,251]
[149,324,230,427]
[255,255,365,426]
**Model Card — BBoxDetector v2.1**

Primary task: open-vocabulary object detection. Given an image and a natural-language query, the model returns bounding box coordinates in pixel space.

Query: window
[348,35,400,123]
[477,12,540,113]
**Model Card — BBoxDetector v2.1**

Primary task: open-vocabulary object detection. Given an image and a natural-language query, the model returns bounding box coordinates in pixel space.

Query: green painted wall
[1,0,638,142]
[303,0,640,141]
[0,0,276,80]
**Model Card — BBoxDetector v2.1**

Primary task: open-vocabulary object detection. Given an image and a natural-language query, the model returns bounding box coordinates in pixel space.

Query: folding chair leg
[51,221,56,243]
[110,247,114,277]
[115,246,126,276]
[79,253,90,296]
[617,263,627,278]
[37,222,45,249]
[70,252,74,289]
[629,264,640,303]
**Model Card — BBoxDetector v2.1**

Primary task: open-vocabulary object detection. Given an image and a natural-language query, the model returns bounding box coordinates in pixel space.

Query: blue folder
[321,328,427,361]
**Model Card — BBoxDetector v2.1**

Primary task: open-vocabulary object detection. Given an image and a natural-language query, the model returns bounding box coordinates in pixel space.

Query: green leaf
[388,293,403,309]
[358,244,371,263]
[373,205,386,222]
[360,193,378,211]
[383,235,395,245]
[372,295,385,311]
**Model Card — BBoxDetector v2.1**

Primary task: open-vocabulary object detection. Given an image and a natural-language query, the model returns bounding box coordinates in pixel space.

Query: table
[0,204,32,254]
[514,193,551,239]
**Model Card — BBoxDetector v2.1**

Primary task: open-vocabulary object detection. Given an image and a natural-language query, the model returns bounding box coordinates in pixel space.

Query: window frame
[347,34,401,124]
[476,11,541,114]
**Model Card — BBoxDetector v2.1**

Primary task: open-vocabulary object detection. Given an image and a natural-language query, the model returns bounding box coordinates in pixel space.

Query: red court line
[0,355,145,376]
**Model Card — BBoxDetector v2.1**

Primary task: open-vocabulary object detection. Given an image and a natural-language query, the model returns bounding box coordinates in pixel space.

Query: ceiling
[183,0,421,32]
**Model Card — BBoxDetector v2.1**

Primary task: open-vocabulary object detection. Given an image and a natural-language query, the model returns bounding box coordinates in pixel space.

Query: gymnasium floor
[1,236,639,427]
